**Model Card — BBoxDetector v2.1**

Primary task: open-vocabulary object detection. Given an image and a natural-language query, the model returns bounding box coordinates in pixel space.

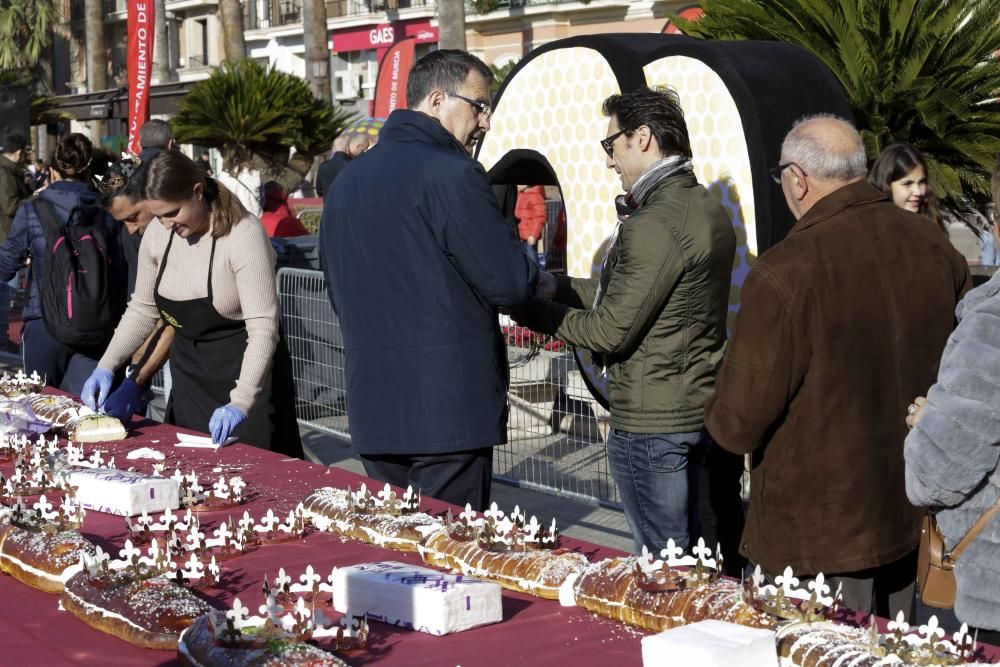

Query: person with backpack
[0,133,127,395]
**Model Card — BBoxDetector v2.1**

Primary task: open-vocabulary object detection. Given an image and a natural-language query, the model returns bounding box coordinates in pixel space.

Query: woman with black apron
[82,151,302,457]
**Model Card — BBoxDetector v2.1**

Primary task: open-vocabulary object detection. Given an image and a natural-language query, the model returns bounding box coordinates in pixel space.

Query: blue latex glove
[81,368,114,410]
[102,378,147,422]
[208,404,246,445]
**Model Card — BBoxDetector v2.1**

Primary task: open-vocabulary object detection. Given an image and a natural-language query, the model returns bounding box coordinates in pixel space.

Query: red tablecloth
[0,419,641,666]
[2,418,998,665]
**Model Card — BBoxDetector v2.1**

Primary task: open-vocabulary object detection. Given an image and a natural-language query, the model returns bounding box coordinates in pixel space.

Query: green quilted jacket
[523,172,736,433]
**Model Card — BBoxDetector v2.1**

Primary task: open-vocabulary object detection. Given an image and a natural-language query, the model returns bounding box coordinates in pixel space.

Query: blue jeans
[607,428,707,556]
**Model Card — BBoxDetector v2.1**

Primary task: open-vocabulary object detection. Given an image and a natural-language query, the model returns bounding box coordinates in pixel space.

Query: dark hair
[52,133,94,180]
[139,119,174,150]
[96,156,144,208]
[602,86,692,158]
[2,133,26,153]
[142,150,247,238]
[867,143,943,231]
[406,50,493,108]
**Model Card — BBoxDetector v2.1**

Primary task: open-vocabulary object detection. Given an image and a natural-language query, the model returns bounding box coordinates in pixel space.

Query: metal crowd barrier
[0,262,619,507]
[276,267,621,508]
[0,269,31,366]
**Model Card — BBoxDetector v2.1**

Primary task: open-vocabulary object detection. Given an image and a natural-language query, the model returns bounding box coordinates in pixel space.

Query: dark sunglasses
[600,129,626,157]
[446,91,492,120]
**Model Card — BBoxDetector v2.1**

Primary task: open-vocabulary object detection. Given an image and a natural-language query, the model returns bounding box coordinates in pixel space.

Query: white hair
[780,114,867,182]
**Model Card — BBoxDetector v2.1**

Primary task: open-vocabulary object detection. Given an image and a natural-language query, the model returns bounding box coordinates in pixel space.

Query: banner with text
[127,0,154,154]
[373,38,416,119]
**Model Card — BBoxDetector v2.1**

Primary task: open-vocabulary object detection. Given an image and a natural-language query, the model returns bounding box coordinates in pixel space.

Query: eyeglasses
[769,162,807,184]
[600,129,626,157]
[446,91,492,120]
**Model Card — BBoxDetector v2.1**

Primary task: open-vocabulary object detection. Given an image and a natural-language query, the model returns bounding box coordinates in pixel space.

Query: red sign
[663,6,704,35]
[127,0,154,154]
[330,19,438,53]
[373,38,416,118]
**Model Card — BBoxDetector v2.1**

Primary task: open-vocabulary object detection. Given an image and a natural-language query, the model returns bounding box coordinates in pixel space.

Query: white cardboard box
[641,620,778,667]
[67,468,179,517]
[332,561,503,636]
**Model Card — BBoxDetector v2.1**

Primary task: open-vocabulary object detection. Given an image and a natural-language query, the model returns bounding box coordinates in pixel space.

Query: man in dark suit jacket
[320,50,539,510]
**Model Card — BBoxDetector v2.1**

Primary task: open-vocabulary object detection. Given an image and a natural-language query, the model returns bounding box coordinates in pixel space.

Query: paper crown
[169,469,247,509]
[349,482,420,516]
[744,565,842,622]
[210,593,368,651]
[632,538,723,592]
[1,492,86,532]
[445,501,559,551]
[80,536,221,588]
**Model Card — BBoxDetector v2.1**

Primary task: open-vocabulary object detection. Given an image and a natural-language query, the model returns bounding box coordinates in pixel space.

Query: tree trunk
[438,0,466,51]
[218,0,247,63]
[153,0,175,83]
[301,0,330,101]
[85,0,108,138]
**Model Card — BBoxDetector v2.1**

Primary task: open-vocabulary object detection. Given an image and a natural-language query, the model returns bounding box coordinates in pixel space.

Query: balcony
[244,0,303,30]
[325,0,434,19]
[466,0,603,13]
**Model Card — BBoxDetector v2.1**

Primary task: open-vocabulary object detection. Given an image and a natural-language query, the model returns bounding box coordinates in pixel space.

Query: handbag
[918,502,1000,608]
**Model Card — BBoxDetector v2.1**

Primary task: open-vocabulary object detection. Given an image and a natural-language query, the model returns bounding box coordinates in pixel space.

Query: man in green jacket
[519,87,736,556]
[0,133,31,243]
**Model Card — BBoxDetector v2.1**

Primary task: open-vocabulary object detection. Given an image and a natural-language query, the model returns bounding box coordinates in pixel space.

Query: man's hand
[905,396,927,429]
[102,378,147,422]
[534,270,557,300]
[527,236,537,245]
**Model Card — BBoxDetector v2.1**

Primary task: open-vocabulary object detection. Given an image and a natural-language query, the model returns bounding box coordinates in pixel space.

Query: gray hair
[139,119,174,150]
[780,114,867,182]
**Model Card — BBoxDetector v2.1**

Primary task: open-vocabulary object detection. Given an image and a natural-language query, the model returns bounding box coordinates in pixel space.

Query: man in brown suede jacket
[706,115,970,619]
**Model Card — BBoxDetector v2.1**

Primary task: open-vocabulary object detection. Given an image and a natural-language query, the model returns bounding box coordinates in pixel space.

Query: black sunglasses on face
[600,129,626,157]
[769,162,810,184]
[445,91,492,120]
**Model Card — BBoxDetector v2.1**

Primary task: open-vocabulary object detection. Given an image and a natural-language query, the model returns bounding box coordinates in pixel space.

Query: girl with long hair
[868,143,945,232]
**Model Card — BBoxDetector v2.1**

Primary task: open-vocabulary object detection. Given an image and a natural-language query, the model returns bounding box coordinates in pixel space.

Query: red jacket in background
[515,186,547,241]
[261,187,309,238]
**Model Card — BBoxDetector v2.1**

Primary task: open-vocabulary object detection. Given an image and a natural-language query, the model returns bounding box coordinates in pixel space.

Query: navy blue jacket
[0,180,126,323]
[321,109,538,456]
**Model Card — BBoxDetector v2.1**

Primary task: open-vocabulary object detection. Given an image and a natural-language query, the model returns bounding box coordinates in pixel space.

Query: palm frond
[671,0,1000,208]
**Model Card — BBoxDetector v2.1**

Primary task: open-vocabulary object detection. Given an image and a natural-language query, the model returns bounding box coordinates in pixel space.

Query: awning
[50,80,198,121]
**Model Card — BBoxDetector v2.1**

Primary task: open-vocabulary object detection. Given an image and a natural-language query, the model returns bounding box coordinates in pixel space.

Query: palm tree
[84,0,108,136]
[218,0,247,62]
[674,0,1000,209]
[171,59,355,193]
[0,0,57,69]
[438,0,466,51]
[153,0,175,83]
[301,0,329,100]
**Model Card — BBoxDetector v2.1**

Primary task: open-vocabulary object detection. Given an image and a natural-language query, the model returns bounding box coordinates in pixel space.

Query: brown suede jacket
[706,181,970,576]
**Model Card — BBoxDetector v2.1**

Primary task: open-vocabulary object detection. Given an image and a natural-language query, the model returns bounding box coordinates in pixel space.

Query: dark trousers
[21,319,103,397]
[752,550,917,621]
[360,447,494,512]
[695,443,747,577]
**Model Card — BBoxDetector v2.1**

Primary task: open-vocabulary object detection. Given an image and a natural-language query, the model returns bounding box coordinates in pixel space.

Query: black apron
[154,231,302,457]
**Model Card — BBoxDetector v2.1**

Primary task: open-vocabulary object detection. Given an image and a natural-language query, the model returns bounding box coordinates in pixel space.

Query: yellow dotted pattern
[643,56,757,323]
[480,48,759,309]
[478,48,623,277]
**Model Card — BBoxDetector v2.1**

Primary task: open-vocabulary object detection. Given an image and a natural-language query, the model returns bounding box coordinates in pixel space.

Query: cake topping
[349,482,420,516]
[444,502,559,551]
[744,564,842,622]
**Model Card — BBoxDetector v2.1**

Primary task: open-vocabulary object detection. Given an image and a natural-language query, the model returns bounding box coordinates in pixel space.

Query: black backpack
[33,197,125,348]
